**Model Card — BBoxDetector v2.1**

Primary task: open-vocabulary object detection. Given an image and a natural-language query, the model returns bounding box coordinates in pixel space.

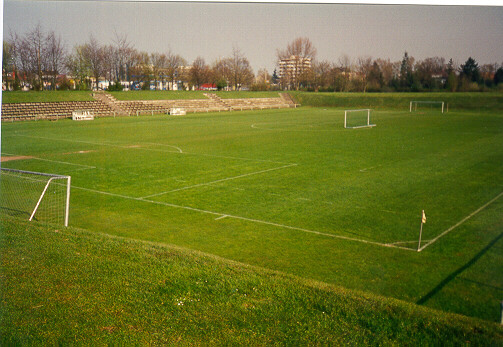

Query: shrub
[107,80,124,92]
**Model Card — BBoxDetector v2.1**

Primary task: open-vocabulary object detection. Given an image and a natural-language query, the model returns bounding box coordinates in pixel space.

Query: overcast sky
[3,1,503,73]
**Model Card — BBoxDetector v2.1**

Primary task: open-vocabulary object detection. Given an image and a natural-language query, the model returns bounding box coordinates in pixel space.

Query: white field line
[141,163,298,199]
[141,142,183,153]
[388,240,432,246]
[13,134,293,165]
[1,152,96,169]
[251,122,347,132]
[179,151,294,165]
[12,135,182,154]
[71,184,416,252]
[359,166,376,172]
[418,191,503,252]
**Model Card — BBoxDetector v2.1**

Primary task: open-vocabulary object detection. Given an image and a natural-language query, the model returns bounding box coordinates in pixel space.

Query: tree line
[3,26,503,92]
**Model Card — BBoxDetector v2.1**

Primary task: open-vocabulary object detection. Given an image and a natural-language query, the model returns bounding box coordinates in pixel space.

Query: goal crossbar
[1,168,71,226]
[344,109,376,129]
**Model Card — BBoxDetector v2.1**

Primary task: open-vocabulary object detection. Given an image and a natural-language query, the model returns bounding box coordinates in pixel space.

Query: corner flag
[418,210,426,252]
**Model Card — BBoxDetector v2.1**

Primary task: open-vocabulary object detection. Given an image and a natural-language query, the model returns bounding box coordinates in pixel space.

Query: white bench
[72,110,95,121]
[169,108,186,116]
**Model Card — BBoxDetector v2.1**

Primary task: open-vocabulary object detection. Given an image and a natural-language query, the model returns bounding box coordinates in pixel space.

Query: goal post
[344,109,376,129]
[410,101,445,113]
[0,168,71,226]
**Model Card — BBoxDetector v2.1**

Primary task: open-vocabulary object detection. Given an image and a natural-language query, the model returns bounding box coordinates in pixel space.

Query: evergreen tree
[399,52,414,89]
[445,58,458,91]
[494,67,503,85]
[460,57,480,83]
[271,69,279,84]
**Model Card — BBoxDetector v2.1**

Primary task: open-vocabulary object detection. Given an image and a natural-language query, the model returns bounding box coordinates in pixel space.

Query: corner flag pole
[417,210,426,252]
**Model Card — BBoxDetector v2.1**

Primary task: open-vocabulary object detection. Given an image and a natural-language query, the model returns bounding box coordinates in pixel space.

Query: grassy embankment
[291,91,503,111]
[1,90,95,103]
[1,90,282,104]
[1,217,502,344]
[3,90,502,110]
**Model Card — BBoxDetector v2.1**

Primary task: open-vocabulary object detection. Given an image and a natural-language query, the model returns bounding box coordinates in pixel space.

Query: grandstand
[1,100,113,121]
[1,92,298,121]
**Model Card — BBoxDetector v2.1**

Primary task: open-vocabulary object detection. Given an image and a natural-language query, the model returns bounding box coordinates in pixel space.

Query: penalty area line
[141,163,298,199]
[1,152,96,169]
[71,185,416,252]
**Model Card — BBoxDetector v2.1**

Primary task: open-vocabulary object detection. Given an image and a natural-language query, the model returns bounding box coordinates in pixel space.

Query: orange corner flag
[422,210,426,224]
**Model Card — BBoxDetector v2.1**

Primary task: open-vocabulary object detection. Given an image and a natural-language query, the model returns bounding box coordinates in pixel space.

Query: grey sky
[3,1,503,73]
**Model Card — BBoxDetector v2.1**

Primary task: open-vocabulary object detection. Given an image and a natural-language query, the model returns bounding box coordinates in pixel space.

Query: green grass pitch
[1,106,502,322]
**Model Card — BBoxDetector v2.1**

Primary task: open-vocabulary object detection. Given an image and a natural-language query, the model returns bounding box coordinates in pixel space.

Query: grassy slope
[291,91,503,111]
[215,91,280,99]
[1,90,282,104]
[108,91,280,100]
[1,217,501,345]
[3,91,501,108]
[1,91,95,103]
[109,90,208,100]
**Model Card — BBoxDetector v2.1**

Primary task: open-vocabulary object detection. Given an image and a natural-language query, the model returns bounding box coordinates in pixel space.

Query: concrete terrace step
[2,93,299,121]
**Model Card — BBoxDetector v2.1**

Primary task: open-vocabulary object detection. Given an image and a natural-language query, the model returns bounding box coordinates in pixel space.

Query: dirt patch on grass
[1,155,34,162]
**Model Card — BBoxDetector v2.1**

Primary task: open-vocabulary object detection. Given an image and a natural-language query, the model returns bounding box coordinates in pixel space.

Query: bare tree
[150,52,167,90]
[6,31,23,88]
[166,51,186,90]
[357,56,372,92]
[46,31,66,90]
[27,24,48,90]
[255,68,270,84]
[123,47,139,88]
[190,56,210,89]
[81,35,105,90]
[66,44,91,89]
[277,37,316,90]
[101,44,117,87]
[134,51,151,88]
[375,58,394,87]
[415,57,446,89]
[313,60,332,90]
[229,46,254,90]
[212,58,231,89]
[112,31,132,82]
[338,54,352,92]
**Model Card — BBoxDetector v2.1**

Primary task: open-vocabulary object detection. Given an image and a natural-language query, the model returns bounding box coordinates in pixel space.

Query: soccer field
[2,107,502,321]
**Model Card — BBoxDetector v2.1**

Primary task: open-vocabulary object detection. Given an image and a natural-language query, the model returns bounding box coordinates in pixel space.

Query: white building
[278,55,312,80]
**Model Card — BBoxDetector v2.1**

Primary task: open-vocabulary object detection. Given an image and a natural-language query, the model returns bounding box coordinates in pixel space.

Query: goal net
[0,168,71,226]
[344,109,376,129]
[410,101,445,113]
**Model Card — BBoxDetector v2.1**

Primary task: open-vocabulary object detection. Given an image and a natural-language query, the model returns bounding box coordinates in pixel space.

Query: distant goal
[344,109,376,129]
[410,101,445,113]
[0,168,71,226]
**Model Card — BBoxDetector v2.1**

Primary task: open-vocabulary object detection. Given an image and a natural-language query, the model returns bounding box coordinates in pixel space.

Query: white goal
[0,168,71,226]
[410,101,445,113]
[344,109,376,129]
